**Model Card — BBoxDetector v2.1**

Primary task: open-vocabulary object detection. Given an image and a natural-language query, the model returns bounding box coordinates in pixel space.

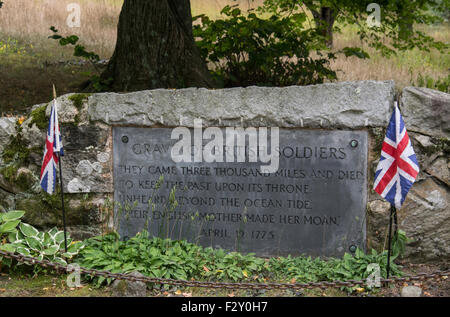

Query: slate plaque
[113,127,368,257]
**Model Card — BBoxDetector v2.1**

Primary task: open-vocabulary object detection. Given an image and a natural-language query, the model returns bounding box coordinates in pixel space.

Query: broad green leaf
[2,210,25,221]
[0,220,20,234]
[25,236,42,251]
[43,232,52,246]
[16,246,31,256]
[54,231,65,244]
[42,245,59,256]
[0,243,16,253]
[20,223,39,237]
[8,231,17,242]
[67,241,85,254]
[53,257,67,266]
[48,227,58,237]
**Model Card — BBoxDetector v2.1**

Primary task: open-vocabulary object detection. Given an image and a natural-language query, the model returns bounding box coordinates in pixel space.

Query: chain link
[0,250,448,290]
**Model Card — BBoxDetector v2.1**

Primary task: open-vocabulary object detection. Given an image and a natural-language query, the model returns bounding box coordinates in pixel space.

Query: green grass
[0,1,448,114]
[0,272,111,297]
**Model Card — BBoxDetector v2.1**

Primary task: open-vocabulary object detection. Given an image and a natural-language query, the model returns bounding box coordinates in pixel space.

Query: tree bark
[102,0,215,92]
[310,7,336,48]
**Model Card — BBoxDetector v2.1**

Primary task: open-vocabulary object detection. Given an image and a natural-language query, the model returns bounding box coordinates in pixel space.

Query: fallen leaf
[163,291,169,296]
[242,270,248,278]
[228,292,235,297]
[290,278,297,284]
[356,288,365,293]
[203,266,210,272]
[43,287,49,291]
[442,276,448,280]
[183,292,192,297]
[175,289,182,295]
[0,288,6,292]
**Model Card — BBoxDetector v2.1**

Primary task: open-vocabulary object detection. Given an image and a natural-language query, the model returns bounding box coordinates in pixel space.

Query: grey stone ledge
[86,80,395,129]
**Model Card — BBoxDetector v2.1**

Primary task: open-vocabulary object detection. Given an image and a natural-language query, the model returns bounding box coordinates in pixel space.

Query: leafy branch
[48,26,112,92]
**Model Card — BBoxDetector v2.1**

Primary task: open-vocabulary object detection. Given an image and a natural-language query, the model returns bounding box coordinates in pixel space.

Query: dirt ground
[0,61,98,115]
[0,260,448,298]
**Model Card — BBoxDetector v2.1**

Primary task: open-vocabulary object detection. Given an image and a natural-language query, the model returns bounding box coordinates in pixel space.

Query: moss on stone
[29,105,48,130]
[15,170,35,192]
[421,137,450,156]
[16,192,97,230]
[72,114,81,127]
[2,129,30,165]
[68,93,91,110]
[0,164,34,194]
[68,94,91,127]
[0,164,19,183]
[370,127,386,159]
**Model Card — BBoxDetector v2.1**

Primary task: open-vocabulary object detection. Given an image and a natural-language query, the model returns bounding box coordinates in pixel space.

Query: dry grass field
[0,0,448,113]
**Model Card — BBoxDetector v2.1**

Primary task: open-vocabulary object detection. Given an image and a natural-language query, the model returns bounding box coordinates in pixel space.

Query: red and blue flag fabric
[40,98,64,194]
[373,103,419,208]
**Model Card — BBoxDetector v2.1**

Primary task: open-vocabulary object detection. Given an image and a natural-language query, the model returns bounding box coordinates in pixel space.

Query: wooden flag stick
[386,204,396,282]
[58,154,68,253]
[54,85,68,253]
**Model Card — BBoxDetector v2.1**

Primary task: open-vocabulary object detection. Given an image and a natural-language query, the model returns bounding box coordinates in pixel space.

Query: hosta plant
[0,219,84,269]
[0,210,25,241]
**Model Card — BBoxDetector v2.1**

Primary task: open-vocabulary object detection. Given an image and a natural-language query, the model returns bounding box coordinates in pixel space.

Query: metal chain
[0,250,448,290]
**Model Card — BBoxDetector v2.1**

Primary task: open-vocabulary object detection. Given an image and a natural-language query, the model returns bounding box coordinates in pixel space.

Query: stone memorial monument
[2,80,448,261]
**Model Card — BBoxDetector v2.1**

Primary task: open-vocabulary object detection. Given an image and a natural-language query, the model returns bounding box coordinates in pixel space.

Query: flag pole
[58,154,68,253]
[54,85,68,253]
[386,204,396,282]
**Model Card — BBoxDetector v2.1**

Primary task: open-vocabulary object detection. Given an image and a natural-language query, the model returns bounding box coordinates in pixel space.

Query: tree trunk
[102,0,215,92]
[310,7,336,48]
[395,2,414,41]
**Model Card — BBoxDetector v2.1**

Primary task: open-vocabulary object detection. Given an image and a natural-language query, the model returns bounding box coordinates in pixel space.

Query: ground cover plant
[0,210,85,272]
[73,229,403,291]
[0,210,404,294]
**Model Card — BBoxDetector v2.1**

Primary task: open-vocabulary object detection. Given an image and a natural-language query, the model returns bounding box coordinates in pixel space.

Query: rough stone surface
[414,135,433,148]
[426,156,449,186]
[1,82,448,261]
[21,118,46,150]
[45,93,81,124]
[0,173,21,194]
[0,118,16,164]
[0,188,15,213]
[401,87,450,138]
[57,123,112,194]
[399,178,450,261]
[88,81,395,129]
[111,272,147,297]
[401,286,423,297]
[367,200,391,250]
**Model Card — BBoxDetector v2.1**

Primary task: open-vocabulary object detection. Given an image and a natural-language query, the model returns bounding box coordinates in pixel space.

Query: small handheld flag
[373,102,419,281]
[39,86,64,194]
[373,102,419,208]
[40,85,68,252]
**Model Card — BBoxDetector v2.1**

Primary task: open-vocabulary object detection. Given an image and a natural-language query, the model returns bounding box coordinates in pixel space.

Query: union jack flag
[373,103,419,208]
[40,98,64,194]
